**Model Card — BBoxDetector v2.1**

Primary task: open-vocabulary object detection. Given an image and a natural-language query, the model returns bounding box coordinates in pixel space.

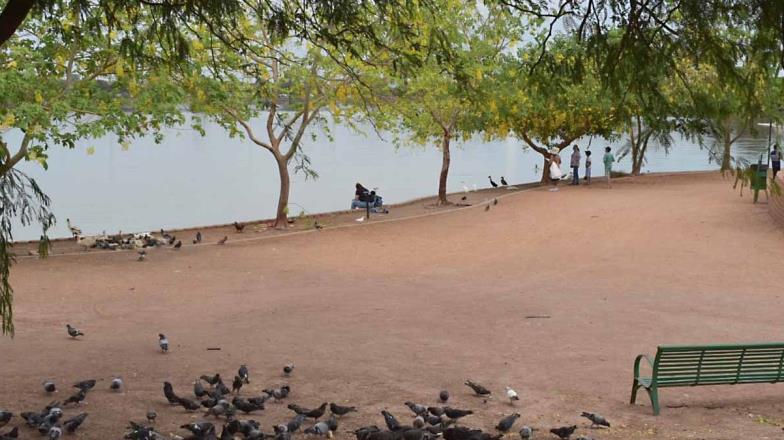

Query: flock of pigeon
[0,326,611,440]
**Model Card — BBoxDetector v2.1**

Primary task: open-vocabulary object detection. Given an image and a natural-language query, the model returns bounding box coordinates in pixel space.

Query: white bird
[158,333,169,352]
[472,184,478,192]
[66,218,82,238]
[506,386,519,403]
[355,217,365,222]
[110,377,123,391]
[462,184,469,193]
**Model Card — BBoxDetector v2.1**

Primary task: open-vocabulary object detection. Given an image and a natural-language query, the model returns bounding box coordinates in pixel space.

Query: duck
[500,177,508,186]
[488,176,498,188]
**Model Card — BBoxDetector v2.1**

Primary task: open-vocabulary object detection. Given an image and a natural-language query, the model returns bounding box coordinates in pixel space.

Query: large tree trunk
[0,0,33,49]
[720,124,733,172]
[540,154,551,184]
[273,153,290,229]
[437,130,451,205]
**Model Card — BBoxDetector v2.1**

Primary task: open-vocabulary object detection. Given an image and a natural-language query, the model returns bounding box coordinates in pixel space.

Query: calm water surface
[9,119,777,240]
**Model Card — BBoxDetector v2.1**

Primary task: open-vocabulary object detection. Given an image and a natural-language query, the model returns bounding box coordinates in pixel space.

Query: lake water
[8,119,777,240]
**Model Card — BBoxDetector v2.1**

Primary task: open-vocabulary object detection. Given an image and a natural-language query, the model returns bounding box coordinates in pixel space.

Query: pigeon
[493,198,498,205]
[234,222,245,232]
[283,363,295,376]
[518,426,533,440]
[439,390,449,403]
[329,402,357,417]
[405,402,428,417]
[314,220,323,230]
[413,416,425,429]
[501,177,508,186]
[304,422,330,435]
[73,379,96,392]
[47,425,62,440]
[111,377,123,391]
[63,389,86,405]
[575,437,594,440]
[232,375,244,393]
[66,324,84,338]
[489,176,498,188]
[286,414,306,433]
[145,409,156,424]
[580,412,610,428]
[181,422,215,436]
[426,414,441,426]
[382,410,402,431]
[550,426,577,440]
[427,406,445,417]
[505,387,519,403]
[464,380,491,396]
[176,396,201,411]
[137,251,146,262]
[194,231,202,244]
[443,427,501,440]
[217,236,228,245]
[0,427,18,440]
[248,395,268,406]
[43,381,56,393]
[443,407,473,421]
[232,397,263,414]
[200,374,221,386]
[63,413,87,433]
[238,364,250,383]
[495,413,520,432]
[460,196,467,201]
[0,411,11,428]
[325,414,338,431]
[158,334,169,352]
[263,385,290,400]
[304,403,328,420]
[163,381,179,405]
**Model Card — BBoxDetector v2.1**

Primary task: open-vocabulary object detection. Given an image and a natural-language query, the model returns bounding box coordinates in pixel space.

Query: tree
[487,36,617,182]
[0,8,186,335]
[180,28,363,228]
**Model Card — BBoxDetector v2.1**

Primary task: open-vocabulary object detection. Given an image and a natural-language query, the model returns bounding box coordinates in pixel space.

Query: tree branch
[0,0,34,49]
[223,107,273,151]
[0,131,30,175]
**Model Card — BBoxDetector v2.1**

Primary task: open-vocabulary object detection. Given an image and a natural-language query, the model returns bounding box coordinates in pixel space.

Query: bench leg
[630,380,640,405]
[648,386,660,416]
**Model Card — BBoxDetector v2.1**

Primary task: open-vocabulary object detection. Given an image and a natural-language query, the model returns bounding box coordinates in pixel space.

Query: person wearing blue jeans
[351,183,388,213]
[570,145,581,185]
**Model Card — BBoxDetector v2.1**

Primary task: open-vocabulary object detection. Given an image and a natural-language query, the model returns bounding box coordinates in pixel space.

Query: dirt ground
[3,172,784,440]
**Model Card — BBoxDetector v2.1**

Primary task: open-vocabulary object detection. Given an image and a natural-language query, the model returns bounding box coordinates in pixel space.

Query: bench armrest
[633,354,654,379]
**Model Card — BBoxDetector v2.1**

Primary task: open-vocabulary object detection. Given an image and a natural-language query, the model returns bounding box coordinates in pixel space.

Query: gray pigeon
[43,381,56,393]
[110,377,123,391]
[0,427,18,440]
[439,390,449,403]
[496,413,520,432]
[47,425,62,440]
[146,409,157,424]
[464,380,491,396]
[580,412,610,428]
[0,411,11,428]
[413,416,425,429]
[519,426,533,440]
[66,324,83,338]
[304,421,330,435]
[283,363,295,376]
[158,334,169,352]
[405,401,428,417]
[63,413,87,433]
[238,365,250,384]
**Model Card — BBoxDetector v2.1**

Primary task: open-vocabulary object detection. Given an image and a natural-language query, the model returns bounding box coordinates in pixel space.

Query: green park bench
[631,342,784,415]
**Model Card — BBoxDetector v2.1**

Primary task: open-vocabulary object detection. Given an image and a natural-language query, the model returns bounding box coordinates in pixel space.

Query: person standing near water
[772,144,781,179]
[549,148,563,192]
[585,150,592,185]
[603,146,615,188]
[570,145,581,185]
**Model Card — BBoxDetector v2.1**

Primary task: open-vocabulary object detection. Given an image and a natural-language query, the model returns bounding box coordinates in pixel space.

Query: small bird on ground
[172,240,182,249]
[110,377,123,391]
[287,414,306,433]
[194,380,208,398]
[137,250,146,262]
[405,402,428,417]
[73,379,96,391]
[181,422,214,436]
[505,387,519,403]
[325,414,338,431]
[193,231,202,244]
[519,426,534,439]
[42,381,56,393]
[158,334,168,352]
[381,410,402,431]
[66,219,82,238]
[47,425,62,440]
[550,425,577,440]
[304,422,330,436]
[163,382,179,405]
[283,363,295,376]
[177,396,201,411]
[413,416,425,429]
[232,397,263,414]
[580,412,610,428]
[460,196,467,201]
[304,403,328,420]
[444,407,473,421]
[495,413,520,432]
[464,380,492,397]
[217,236,228,245]
[0,411,12,428]
[63,389,86,405]
[501,177,508,186]
[234,222,245,232]
[489,176,498,188]
[66,324,84,339]
[329,403,356,417]
[493,198,498,205]
[200,374,220,386]
[63,413,87,433]
[314,220,323,230]
[0,427,18,440]
[146,409,157,424]
[427,406,445,417]
[439,390,449,403]
[484,205,490,212]
[232,376,244,393]
[238,364,250,384]
[263,385,290,400]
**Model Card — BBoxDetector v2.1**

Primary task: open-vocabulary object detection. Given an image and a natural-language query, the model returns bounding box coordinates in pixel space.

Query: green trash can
[750,163,768,191]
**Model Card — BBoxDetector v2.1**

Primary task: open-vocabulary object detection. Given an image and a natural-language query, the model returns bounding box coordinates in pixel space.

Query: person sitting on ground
[549,148,563,192]
[351,183,388,213]
[772,144,781,179]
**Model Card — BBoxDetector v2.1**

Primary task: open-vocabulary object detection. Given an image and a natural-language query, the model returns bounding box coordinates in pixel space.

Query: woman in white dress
[549,148,563,191]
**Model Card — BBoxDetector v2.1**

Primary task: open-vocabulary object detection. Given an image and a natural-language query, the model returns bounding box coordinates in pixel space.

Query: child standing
[603,146,615,188]
[584,150,592,184]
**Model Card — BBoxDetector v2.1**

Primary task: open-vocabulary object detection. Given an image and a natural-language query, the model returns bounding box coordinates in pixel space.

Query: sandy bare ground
[2,172,784,440]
